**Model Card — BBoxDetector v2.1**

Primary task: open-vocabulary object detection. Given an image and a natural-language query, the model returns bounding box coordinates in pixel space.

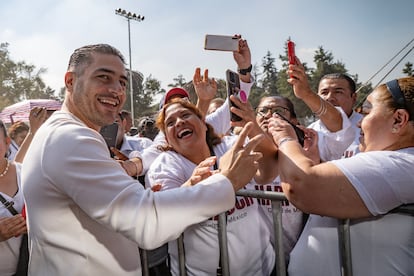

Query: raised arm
[288,57,343,132]
[193,67,217,118]
[14,107,48,163]
[233,36,252,84]
[268,115,370,219]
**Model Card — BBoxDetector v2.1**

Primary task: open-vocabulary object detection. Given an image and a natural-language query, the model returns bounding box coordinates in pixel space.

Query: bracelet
[277,137,296,148]
[238,64,252,75]
[313,97,327,117]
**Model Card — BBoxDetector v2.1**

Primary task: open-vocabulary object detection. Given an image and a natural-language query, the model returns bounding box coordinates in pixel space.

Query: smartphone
[204,35,240,52]
[226,69,242,121]
[100,123,119,157]
[287,39,296,65]
[274,112,305,146]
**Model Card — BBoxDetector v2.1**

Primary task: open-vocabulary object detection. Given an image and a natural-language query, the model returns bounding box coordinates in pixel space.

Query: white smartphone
[204,35,240,51]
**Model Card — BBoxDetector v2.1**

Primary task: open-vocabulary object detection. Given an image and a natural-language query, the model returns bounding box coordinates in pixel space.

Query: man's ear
[64,72,75,92]
[351,92,357,105]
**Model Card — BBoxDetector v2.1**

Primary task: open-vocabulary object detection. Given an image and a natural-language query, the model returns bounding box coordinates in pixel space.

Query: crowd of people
[0,36,413,276]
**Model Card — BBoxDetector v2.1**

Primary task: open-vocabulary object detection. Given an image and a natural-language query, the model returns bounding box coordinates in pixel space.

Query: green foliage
[402,62,414,76]
[168,74,187,88]
[260,51,278,96]
[0,42,57,111]
[2,40,387,125]
[258,44,373,123]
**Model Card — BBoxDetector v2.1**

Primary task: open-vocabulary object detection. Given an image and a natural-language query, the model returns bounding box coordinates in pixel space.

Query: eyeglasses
[256,106,290,117]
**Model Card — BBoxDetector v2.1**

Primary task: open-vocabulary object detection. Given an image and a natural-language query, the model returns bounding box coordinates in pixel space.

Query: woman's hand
[182,156,217,187]
[29,107,48,134]
[0,215,27,241]
[268,114,298,147]
[193,67,217,103]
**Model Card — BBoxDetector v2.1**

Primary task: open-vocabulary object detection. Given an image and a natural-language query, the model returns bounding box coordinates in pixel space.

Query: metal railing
[140,190,414,276]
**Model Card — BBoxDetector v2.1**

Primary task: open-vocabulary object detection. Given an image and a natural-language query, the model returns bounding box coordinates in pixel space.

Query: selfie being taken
[1,1,413,276]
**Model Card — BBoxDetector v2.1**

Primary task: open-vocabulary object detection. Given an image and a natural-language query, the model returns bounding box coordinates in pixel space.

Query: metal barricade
[176,190,288,276]
[139,192,414,276]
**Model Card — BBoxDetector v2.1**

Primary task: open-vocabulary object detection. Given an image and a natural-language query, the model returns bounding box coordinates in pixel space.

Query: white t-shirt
[146,79,254,175]
[308,107,355,161]
[0,163,23,276]
[250,176,303,263]
[7,140,19,161]
[120,135,153,158]
[288,148,414,276]
[341,111,363,158]
[146,137,275,276]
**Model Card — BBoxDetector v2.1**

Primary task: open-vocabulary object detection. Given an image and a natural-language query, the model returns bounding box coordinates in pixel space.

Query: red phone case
[21,204,26,219]
[287,39,296,65]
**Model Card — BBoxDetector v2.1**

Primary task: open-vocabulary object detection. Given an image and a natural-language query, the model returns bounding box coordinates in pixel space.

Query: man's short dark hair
[320,73,356,94]
[67,44,126,74]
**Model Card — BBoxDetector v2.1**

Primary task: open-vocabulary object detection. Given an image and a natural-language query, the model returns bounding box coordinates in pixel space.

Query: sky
[1,0,413,97]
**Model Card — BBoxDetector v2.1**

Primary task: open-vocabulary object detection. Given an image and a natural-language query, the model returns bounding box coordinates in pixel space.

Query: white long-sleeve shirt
[22,111,237,276]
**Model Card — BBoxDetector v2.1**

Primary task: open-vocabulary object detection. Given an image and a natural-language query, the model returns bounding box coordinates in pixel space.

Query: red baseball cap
[164,87,189,105]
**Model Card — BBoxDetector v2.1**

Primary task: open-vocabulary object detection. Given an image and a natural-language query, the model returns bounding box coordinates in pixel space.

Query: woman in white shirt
[269,77,414,275]
[147,99,275,276]
[0,120,26,276]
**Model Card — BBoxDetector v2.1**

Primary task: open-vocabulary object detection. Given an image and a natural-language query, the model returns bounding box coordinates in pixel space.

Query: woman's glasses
[256,106,290,117]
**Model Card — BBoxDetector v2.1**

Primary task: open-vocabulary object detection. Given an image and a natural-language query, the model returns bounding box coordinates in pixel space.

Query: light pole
[115,8,144,125]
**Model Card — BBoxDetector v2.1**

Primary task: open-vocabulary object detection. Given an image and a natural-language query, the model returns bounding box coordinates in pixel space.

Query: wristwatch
[238,64,252,75]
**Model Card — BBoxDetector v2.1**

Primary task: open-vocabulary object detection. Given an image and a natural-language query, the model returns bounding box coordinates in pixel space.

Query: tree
[402,62,414,76]
[141,74,165,115]
[275,42,313,122]
[247,64,265,109]
[168,74,187,88]
[0,42,56,111]
[123,69,144,121]
[260,51,278,96]
[310,46,347,91]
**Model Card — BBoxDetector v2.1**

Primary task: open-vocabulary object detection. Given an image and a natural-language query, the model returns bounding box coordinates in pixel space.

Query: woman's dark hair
[156,98,222,151]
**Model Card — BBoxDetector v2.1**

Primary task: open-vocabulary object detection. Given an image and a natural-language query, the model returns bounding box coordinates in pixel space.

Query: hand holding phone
[100,123,119,157]
[226,69,244,121]
[204,35,240,52]
[274,112,305,146]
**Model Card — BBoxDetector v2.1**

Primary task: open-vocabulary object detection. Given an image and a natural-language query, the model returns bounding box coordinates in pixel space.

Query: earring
[392,127,398,133]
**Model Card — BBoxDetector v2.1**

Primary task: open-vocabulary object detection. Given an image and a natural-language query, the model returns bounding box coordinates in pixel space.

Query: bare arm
[229,95,279,183]
[268,115,370,219]
[193,68,217,118]
[233,36,252,84]
[288,57,342,132]
[15,107,48,163]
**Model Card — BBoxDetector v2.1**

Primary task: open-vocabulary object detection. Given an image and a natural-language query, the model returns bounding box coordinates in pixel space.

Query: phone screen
[100,123,119,157]
[204,35,239,51]
[226,69,242,121]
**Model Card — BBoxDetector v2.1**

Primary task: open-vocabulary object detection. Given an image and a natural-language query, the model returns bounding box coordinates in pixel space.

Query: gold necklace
[0,159,10,177]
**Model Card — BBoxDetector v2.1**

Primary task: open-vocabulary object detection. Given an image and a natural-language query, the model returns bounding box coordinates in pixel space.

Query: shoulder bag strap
[0,193,19,215]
